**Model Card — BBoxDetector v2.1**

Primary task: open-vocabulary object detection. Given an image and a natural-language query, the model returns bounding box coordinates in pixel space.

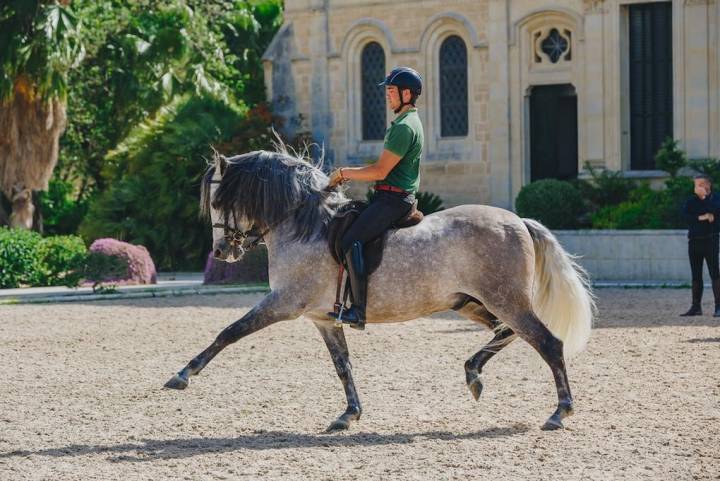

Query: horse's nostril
[214,249,223,258]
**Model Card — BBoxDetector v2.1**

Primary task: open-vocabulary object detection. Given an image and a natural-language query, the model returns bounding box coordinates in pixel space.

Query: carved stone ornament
[583,0,607,14]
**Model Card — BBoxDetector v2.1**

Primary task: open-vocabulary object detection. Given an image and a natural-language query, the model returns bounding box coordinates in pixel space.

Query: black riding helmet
[379,66,422,113]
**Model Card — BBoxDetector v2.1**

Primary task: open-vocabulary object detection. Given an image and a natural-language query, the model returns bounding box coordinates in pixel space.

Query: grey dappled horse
[164,148,595,431]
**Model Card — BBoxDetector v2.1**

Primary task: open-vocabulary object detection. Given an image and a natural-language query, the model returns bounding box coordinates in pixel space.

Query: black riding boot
[712,279,720,317]
[333,241,367,330]
[681,280,703,316]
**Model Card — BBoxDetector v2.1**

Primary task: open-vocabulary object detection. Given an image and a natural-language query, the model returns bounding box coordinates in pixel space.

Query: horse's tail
[522,218,595,357]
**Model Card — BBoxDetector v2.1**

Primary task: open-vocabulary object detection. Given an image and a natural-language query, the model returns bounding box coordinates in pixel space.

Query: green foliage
[56,0,282,197]
[0,227,89,288]
[515,179,585,229]
[655,138,687,177]
[37,178,89,235]
[415,191,445,215]
[573,163,635,211]
[0,0,85,100]
[688,158,720,184]
[79,94,248,270]
[0,228,44,288]
[591,177,693,229]
[36,234,87,286]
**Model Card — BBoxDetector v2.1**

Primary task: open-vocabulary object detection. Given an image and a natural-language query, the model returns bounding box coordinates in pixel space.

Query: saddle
[327,200,424,275]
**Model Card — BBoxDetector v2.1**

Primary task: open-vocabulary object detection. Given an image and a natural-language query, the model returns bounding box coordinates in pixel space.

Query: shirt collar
[392,108,417,124]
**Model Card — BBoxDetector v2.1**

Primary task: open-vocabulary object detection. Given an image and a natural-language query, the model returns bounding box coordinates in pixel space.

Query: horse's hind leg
[464,327,517,401]
[314,321,362,432]
[454,301,518,400]
[504,309,574,430]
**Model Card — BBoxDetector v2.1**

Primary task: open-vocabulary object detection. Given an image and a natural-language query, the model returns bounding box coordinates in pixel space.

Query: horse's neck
[263,222,330,289]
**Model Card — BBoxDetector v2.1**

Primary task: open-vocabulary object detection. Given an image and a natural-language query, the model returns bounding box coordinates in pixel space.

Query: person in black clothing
[681,174,720,316]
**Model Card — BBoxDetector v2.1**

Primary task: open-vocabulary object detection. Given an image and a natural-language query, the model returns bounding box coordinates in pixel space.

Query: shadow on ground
[0,426,529,463]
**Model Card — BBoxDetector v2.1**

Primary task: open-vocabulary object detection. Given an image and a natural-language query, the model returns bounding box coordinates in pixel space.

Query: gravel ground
[0,288,718,480]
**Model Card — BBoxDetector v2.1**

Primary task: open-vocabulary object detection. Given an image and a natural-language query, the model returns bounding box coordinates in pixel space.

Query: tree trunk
[0,76,67,230]
[9,186,34,230]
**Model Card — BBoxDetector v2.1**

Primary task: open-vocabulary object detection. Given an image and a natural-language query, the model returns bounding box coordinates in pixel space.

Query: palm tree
[0,1,83,229]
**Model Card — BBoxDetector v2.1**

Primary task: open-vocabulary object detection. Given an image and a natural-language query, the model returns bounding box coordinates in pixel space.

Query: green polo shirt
[380,108,423,194]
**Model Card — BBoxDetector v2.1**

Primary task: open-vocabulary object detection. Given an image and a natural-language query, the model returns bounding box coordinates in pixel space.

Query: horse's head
[201,147,347,263]
[202,154,265,263]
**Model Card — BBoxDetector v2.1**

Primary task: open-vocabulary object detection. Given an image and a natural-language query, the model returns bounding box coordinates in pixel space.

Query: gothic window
[439,35,468,137]
[361,42,386,141]
[541,29,570,63]
[533,28,572,64]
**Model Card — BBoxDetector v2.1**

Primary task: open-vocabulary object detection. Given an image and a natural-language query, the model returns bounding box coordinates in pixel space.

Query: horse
[164,146,595,432]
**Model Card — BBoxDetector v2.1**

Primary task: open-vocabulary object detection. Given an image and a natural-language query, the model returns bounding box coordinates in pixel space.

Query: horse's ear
[216,155,228,175]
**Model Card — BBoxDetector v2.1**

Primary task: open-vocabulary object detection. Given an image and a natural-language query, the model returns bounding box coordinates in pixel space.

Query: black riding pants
[688,235,720,282]
[340,191,414,253]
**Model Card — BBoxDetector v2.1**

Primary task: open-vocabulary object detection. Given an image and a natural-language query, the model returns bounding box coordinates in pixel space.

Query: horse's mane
[200,143,349,242]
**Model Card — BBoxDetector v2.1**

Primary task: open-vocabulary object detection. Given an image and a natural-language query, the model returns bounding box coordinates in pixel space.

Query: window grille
[439,35,468,137]
[361,42,386,141]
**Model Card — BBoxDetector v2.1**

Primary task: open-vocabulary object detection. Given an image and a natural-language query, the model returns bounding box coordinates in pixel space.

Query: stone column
[583,3,606,168]
[308,0,333,163]
[487,0,511,208]
[709,0,720,158]
[682,0,713,158]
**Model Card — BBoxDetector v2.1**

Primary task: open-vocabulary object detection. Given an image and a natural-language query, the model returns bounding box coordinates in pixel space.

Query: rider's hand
[328,168,347,188]
[708,213,715,223]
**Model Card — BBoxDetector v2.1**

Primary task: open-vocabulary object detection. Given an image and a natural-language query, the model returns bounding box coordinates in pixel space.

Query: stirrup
[328,305,365,330]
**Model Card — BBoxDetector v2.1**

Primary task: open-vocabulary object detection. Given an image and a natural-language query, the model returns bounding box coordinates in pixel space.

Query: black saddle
[327,200,424,275]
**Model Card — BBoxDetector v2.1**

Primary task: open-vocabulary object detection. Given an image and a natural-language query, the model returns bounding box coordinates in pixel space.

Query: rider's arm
[340,149,402,182]
[684,196,708,220]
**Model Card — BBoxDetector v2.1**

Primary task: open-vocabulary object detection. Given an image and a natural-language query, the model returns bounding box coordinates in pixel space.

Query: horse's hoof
[541,416,564,431]
[325,418,350,432]
[467,377,483,401]
[163,374,189,390]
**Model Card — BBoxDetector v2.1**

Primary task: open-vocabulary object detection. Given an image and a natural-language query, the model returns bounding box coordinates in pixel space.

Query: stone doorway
[529,83,578,181]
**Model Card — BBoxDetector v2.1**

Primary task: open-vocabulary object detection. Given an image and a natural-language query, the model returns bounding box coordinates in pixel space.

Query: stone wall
[554,229,692,282]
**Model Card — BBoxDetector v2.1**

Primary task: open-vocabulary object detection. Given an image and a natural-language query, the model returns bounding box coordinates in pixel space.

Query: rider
[327,66,424,330]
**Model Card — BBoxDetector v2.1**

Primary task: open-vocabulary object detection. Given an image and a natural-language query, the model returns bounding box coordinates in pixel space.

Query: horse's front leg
[164,291,298,390]
[313,321,362,432]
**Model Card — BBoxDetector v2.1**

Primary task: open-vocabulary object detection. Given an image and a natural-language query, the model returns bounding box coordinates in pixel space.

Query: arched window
[361,42,386,140]
[439,35,468,137]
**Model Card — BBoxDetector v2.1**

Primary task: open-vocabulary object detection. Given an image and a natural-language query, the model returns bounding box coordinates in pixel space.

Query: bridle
[208,179,268,251]
[207,167,336,252]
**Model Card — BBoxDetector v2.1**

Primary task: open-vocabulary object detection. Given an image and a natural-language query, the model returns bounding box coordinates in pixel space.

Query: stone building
[262,0,720,208]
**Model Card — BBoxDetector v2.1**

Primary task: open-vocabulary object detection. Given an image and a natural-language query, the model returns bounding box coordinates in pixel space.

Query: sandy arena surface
[0,288,718,480]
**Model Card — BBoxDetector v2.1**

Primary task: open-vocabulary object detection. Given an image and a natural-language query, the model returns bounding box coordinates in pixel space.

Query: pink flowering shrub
[87,238,157,285]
